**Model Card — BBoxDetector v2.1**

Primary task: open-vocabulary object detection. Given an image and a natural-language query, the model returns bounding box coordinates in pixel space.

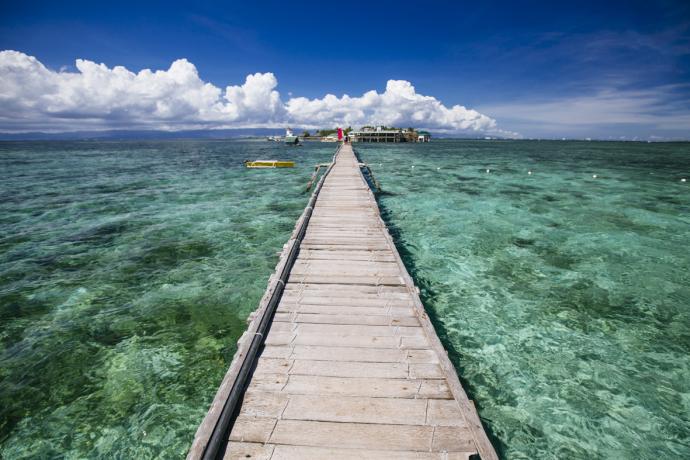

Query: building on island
[349,126,431,143]
[417,131,431,142]
[349,126,403,143]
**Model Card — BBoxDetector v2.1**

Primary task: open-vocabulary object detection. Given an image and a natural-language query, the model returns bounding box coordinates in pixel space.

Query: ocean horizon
[2,130,690,142]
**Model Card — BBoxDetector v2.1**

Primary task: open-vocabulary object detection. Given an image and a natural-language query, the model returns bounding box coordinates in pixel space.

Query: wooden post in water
[188,144,498,460]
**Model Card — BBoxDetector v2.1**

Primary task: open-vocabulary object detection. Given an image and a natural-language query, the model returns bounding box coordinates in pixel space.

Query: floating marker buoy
[592,174,597,178]
[528,170,532,175]
[682,178,687,182]
[411,165,415,169]
[437,167,441,170]
[486,169,491,173]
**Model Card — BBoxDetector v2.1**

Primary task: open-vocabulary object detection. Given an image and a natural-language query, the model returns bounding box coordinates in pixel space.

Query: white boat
[320,134,339,142]
[284,128,299,145]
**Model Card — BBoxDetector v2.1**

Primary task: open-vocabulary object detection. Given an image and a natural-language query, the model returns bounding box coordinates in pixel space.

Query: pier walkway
[189,144,497,460]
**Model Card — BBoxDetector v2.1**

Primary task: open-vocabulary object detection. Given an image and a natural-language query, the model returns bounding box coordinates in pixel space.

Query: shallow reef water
[0,140,328,458]
[357,140,690,459]
[1,139,689,459]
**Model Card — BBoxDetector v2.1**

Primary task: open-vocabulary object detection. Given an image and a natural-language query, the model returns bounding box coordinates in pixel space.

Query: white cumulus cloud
[0,50,510,135]
[287,80,499,133]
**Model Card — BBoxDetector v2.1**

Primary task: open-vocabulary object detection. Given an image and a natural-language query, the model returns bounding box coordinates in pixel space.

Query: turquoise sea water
[0,140,328,458]
[1,139,689,459]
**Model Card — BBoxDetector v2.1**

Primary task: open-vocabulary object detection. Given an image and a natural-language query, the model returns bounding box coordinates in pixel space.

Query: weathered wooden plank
[299,243,392,251]
[431,426,476,452]
[262,344,406,363]
[280,295,414,307]
[312,200,374,205]
[264,331,295,346]
[404,349,440,363]
[277,303,416,317]
[282,295,414,306]
[253,357,293,375]
[300,240,391,248]
[302,235,388,242]
[298,251,396,262]
[427,399,467,426]
[289,359,409,378]
[260,345,293,359]
[315,195,370,200]
[282,394,428,425]
[290,344,407,362]
[284,283,409,294]
[295,323,426,337]
[409,363,445,379]
[282,374,452,400]
[238,391,288,418]
[282,375,423,398]
[275,312,420,327]
[292,333,400,349]
[307,221,380,226]
[290,266,402,276]
[305,225,384,232]
[287,274,406,286]
[292,260,400,270]
[268,322,296,333]
[223,442,274,460]
[269,420,434,452]
[308,220,380,225]
[289,345,437,364]
[312,210,379,216]
[419,379,453,399]
[304,223,384,229]
[292,264,400,274]
[270,445,476,460]
[255,356,434,380]
[245,373,289,392]
[313,216,384,224]
[307,217,382,223]
[401,335,432,349]
[228,417,276,443]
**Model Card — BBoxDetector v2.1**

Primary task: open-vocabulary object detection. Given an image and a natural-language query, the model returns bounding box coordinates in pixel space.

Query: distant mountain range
[0,128,497,141]
[0,128,295,141]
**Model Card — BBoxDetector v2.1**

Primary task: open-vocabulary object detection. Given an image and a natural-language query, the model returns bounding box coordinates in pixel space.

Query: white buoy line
[396,165,686,183]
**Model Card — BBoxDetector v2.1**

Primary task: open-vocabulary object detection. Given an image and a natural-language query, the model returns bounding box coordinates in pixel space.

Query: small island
[301,126,431,143]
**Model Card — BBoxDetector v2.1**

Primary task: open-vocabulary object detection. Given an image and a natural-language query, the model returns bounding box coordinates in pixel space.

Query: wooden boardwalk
[189,144,497,460]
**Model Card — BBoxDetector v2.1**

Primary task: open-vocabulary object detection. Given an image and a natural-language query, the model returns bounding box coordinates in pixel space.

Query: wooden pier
[188,144,498,460]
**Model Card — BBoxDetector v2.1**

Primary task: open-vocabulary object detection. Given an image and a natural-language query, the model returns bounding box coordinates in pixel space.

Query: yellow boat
[244,160,295,168]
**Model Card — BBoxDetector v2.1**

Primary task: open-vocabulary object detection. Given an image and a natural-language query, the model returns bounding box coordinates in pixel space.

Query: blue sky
[1,0,689,138]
